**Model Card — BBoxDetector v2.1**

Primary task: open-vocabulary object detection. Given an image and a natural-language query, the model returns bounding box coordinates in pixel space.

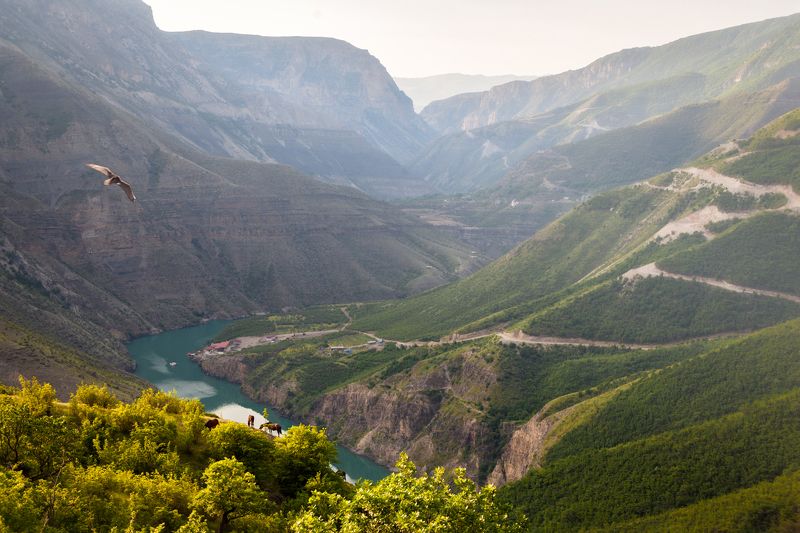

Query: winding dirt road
[623,262,800,304]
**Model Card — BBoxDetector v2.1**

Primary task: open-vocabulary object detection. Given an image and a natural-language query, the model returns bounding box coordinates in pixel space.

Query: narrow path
[623,262,800,304]
[496,331,664,350]
[682,167,800,210]
[339,306,353,331]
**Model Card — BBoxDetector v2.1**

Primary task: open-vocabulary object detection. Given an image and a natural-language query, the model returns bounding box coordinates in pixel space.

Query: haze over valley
[2,1,800,530]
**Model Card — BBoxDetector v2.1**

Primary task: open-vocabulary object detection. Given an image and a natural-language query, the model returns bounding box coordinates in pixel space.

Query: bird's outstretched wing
[85,163,115,180]
[117,179,136,202]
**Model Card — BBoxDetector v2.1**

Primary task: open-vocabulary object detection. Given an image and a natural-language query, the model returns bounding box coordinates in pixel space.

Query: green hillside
[547,319,800,460]
[310,109,800,507]
[500,389,800,531]
[497,319,800,530]
[352,186,681,340]
[601,469,800,532]
[355,108,800,344]
[658,212,800,295]
[522,276,800,343]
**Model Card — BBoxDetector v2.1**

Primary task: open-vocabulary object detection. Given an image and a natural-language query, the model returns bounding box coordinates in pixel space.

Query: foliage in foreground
[0,378,515,532]
[293,453,521,533]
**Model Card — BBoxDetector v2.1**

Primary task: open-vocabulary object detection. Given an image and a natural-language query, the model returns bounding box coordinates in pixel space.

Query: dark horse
[204,418,220,430]
[260,422,282,435]
[247,414,255,428]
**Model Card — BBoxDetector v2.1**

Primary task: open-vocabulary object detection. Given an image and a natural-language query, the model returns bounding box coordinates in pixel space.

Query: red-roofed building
[209,341,230,351]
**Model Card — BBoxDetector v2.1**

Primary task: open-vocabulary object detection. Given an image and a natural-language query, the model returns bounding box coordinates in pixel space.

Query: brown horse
[247,414,255,428]
[204,418,220,430]
[259,422,282,435]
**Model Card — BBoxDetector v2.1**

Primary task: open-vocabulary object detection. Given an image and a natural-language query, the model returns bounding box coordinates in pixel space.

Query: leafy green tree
[275,425,337,498]
[0,399,78,480]
[24,415,78,480]
[206,423,275,489]
[176,510,211,533]
[0,401,31,467]
[0,468,42,531]
[192,458,265,533]
[70,383,120,409]
[18,376,56,416]
[292,453,522,532]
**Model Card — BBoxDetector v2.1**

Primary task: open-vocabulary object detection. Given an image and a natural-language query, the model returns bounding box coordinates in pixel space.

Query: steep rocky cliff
[213,339,508,479]
[173,32,433,165]
[0,0,434,198]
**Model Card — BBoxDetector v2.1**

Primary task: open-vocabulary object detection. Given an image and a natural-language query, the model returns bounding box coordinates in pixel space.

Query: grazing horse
[247,414,255,428]
[204,418,220,430]
[259,422,282,436]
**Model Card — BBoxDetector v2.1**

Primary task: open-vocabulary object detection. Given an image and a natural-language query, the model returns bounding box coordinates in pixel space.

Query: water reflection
[127,320,389,482]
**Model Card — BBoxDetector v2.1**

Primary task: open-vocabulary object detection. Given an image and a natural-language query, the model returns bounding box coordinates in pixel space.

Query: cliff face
[189,338,552,483]
[190,351,248,385]
[298,347,500,477]
[0,0,434,198]
[0,26,473,396]
[172,32,433,165]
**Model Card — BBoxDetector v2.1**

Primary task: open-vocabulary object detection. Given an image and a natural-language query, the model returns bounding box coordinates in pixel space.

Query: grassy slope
[0,264,146,400]
[496,319,800,530]
[500,389,800,531]
[547,319,800,461]
[719,108,800,192]
[658,211,800,295]
[521,276,800,343]
[352,186,680,340]
[600,468,800,533]
[356,108,800,343]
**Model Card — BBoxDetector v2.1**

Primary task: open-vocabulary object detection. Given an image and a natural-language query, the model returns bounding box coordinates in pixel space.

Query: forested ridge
[497,319,800,531]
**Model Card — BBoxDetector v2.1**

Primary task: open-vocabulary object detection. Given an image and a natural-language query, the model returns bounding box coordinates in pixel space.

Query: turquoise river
[127,320,389,482]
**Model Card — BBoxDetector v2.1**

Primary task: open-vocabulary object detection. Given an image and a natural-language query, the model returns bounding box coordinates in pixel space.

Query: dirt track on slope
[623,262,800,304]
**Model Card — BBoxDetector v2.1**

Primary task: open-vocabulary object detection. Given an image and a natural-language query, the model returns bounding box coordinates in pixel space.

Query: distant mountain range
[394,73,538,112]
[415,13,800,194]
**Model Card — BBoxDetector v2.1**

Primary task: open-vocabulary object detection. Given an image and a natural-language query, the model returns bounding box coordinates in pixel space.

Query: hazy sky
[142,1,800,78]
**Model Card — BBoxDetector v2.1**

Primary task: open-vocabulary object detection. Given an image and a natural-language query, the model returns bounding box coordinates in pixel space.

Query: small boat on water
[169,361,177,367]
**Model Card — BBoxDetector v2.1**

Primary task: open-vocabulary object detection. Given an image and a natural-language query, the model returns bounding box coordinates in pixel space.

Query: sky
[142,0,800,78]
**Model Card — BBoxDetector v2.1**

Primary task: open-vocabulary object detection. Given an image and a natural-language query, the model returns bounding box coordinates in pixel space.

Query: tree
[192,458,264,533]
[274,425,337,498]
[70,383,120,409]
[18,376,56,416]
[292,453,523,532]
[205,423,275,489]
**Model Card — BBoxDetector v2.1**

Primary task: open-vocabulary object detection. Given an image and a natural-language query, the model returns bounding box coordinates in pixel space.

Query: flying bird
[85,163,137,202]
